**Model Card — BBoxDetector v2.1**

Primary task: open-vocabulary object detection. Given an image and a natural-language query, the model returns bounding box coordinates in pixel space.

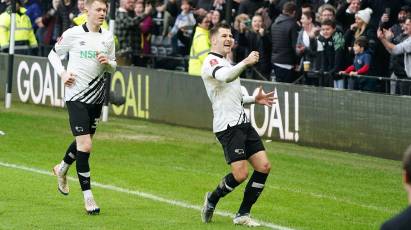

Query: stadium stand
[2,0,411,94]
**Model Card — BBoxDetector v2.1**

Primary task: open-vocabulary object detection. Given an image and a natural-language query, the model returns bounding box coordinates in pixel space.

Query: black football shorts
[66,101,103,136]
[215,122,265,164]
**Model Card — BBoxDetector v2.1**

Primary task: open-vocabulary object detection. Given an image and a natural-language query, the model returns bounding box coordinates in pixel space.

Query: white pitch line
[266,184,395,213]
[0,161,296,230]
[173,166,394,213]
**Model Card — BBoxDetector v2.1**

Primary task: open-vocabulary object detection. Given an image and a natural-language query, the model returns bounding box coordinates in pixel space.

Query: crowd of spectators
[2,0,411,94]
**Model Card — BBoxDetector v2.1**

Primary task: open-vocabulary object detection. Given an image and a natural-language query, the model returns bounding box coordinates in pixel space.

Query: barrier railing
[295,70,411,95]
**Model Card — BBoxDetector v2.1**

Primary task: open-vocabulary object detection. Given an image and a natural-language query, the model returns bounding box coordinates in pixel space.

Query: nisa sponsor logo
[80,50,97,59]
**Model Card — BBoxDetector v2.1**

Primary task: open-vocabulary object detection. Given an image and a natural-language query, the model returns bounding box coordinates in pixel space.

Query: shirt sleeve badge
[209,59,218,66]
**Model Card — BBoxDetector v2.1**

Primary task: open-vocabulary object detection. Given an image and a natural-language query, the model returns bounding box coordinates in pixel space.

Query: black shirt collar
[82,23,102,33]
[209,52,224,58]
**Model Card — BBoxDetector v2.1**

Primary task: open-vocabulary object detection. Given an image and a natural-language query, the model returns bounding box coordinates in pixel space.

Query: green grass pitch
[0,102,406,229]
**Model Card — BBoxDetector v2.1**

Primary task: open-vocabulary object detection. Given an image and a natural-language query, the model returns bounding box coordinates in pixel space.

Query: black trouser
[398,81,411,95]
[273,65,296,83]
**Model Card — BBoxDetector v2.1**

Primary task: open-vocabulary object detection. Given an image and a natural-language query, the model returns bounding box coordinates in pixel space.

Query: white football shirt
[52,24,116,104]
[201,52,254,133]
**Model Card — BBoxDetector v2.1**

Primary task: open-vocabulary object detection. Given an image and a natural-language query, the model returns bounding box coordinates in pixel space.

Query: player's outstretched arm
[214,62,247,83]
[255,86,275,107]
[213,51,260,83]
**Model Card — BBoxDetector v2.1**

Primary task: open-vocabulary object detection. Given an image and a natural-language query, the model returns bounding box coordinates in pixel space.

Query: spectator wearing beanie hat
[344,7,378,91]
[356,8,373,26]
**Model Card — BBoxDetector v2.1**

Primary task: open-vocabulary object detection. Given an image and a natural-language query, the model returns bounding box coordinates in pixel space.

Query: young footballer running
[48,0,116,215]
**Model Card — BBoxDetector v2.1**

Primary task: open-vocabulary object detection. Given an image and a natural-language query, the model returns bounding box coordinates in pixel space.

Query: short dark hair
[301,3,313,10]
[181,0,193,6]
[354,36,368,49]
[400,5,411,14]
[195,13,207,25]
[283,1,297,15]
[210,22,231,38]
[155,0,164,7]
[404,146,411,184]
[321,19,336,28]
[302,11,314,21]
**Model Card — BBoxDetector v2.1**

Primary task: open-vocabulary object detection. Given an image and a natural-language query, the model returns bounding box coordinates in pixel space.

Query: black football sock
[238,170,268,215]
[208,173,240,207]
[76,151,91,191]
[63,140,77,165]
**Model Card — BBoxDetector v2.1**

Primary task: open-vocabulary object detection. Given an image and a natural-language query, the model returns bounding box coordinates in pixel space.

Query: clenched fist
[243,51,259,66]
[61,71,76,87]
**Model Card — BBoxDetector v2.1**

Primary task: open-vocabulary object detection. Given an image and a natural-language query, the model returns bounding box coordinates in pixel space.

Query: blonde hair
[318,4,336,16]
[317,4,336,22]
[86,0,108,6]
[354,20,367,39]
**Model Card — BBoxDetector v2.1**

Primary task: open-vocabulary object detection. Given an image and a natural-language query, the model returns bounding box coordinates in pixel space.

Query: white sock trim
[224,182,234,191]
[59,160,70,175]
[251,182,264,189]
[78,171,90,177]
[68,152,76,159]
[83,189,93,199]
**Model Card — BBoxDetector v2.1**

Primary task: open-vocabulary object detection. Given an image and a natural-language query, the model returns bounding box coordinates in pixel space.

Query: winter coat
[238,29,272,79]
[270,14,299,65]
[317,31,345,80]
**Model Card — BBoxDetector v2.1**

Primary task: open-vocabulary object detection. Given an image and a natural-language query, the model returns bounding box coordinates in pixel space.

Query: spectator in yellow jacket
[188,13,211,76]
[0,0,38,54]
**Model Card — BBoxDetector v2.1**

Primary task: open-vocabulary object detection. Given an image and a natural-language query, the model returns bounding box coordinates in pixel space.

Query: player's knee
[83,144,92,153]
[76,140,92,152]
[233,169,248,183]
[260,162,271,174]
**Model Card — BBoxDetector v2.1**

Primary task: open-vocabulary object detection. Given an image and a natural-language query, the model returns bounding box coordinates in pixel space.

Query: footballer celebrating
[200,22,275,226]
[48,0,116,215]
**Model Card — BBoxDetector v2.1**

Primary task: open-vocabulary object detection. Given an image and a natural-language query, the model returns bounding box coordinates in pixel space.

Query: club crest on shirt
[210,59,218,66]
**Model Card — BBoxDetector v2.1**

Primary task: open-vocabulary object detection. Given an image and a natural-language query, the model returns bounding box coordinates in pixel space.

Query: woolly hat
[356,8,373,24]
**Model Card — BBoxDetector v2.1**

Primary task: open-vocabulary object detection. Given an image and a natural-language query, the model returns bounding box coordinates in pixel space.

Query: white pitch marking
[172,166,394,213]
[0,161,296,230]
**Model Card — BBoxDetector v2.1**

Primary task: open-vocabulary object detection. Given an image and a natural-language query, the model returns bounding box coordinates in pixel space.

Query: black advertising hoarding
[2,54,411,159]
